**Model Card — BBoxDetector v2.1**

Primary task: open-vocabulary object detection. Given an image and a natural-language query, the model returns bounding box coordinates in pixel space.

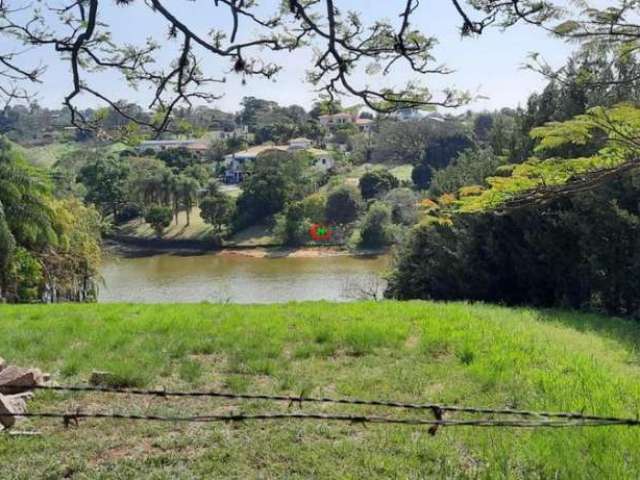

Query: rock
[89,371,116,387]
[0,357,6,372]
[0,366,44,394]
[0,393,28,429]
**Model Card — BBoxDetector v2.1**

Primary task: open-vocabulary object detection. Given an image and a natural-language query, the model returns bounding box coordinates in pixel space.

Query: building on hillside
[223,145,289,184]
[136,139,209,155]
[208,125,253,142]
[288,137,314,150]
[318,112,355,127]
[222,140,334,184]
[355,118,375,133]
[391,108,423,122]
[307,148,335,171]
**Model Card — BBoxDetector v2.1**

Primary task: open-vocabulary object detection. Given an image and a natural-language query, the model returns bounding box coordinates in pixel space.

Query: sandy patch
[216,247,356,259]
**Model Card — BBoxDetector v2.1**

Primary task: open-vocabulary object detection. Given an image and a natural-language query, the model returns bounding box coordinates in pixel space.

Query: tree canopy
[459,104,640,212]
[0,137,101,302]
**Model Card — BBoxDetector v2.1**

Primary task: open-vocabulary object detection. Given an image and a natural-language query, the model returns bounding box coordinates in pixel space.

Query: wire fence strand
[2,411,640,429]
[2,384,635,423]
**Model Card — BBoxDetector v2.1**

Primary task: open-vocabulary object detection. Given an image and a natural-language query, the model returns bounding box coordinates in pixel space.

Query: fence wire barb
[2,411,640,429]
[2,384,635,424]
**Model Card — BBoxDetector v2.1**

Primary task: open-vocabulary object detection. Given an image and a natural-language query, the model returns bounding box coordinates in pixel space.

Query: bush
[411,163,433,190]
[115,203,143,224]
[7,247,43,303]
[200,193,234,232]
[145,205,172,237]
[325,186,361,225]
[359,170,399,199]
[383,188,418,226]
[301,193,327,223]
[275,201,309,246]
[359,202,393,248]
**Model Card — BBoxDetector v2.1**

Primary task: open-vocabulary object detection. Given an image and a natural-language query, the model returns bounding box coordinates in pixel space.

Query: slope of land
[1,302,639,478]
[111,163,413,248]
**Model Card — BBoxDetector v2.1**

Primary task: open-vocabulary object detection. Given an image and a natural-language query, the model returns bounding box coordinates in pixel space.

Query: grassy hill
[1,302,639,478]
[115,207,278,246]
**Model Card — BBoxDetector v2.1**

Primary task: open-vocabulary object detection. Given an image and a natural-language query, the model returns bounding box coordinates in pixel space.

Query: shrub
[274,201,309,246]
[411,163,433,190]
[325,185,361,225]
[383,188,418,226]
[145,205,172,237]
[359,170,399,199]
[115,203,143,224]
[7,247,43,303]
[301,193,327,223]
[359,202,393,248]
[200,193,234,232]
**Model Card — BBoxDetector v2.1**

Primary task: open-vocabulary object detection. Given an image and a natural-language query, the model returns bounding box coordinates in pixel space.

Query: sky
[20,0,575,114]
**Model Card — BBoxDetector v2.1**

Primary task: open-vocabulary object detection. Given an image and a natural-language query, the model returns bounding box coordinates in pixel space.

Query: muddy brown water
[99,250,391,303]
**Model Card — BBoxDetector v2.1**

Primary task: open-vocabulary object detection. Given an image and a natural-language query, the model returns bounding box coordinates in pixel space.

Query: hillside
[112,163,412,246]
[1,302,639,478]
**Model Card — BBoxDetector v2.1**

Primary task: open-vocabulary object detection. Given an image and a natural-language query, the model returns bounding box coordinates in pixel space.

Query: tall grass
[1,301,640,478]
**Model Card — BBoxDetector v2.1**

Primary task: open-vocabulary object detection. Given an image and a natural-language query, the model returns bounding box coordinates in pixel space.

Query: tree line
[387,45,640,317]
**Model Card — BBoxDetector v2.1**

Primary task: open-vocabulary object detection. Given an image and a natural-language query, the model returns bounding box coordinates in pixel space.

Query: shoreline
[103,236,388,258]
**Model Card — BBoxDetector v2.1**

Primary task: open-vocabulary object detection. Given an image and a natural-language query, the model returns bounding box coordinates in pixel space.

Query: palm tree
[175,175,200,226]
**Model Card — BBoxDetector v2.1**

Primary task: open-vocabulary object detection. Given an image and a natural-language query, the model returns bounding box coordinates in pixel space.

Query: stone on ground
[0,366,44,394]
[0,393,28,429]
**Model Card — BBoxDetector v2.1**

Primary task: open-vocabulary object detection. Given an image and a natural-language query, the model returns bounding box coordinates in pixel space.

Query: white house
[207,125,253,142]
[307,148,335,171]
[222,140,334,184]
[319,112,355,127]
[287,137,314,151]
[223,145,288,183]
[391,108,423,122]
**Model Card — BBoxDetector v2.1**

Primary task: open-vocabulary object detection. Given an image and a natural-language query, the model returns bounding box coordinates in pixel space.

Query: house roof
[139,139,201,146]
[231,145,289,158]
[319,112,354,120]
[306,148,333,157]
[185,142,210,151]
[289,137,312,143]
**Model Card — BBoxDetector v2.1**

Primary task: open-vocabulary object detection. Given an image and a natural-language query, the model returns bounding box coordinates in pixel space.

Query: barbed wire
[2,411,639,429]
[2,384,639,426]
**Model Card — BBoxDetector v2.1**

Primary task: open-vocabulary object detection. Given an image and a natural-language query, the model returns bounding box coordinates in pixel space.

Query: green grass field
[116,208,278,246]
[1,301,640,478]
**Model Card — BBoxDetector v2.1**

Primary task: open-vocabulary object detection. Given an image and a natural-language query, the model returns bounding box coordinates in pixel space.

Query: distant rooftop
[139,139,201,145]
[231,145,289,158]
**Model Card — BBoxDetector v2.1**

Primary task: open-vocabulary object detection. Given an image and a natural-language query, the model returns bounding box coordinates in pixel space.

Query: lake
[99,250,391,303]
